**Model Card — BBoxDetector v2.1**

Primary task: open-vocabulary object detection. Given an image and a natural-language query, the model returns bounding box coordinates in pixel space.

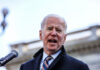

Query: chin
[47,46,58,51]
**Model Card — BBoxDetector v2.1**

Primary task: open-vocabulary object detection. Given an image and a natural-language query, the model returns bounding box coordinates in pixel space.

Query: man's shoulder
[60,47,87,65]
[65,54,87,65]
[60,46,88,66]
[63,54,89,69]
[21,58,35,67]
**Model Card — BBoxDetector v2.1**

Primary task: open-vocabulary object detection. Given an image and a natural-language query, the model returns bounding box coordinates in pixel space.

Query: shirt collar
[42,50,61,62]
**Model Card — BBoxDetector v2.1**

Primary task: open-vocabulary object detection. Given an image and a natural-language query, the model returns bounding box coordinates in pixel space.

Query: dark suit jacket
[20,46,89,70]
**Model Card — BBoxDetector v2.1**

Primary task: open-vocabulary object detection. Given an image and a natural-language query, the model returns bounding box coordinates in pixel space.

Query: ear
[63,34,67,44]
[39,30,42,40]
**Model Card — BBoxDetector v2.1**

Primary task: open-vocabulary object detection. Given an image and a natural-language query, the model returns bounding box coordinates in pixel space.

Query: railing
[10,25,100,55]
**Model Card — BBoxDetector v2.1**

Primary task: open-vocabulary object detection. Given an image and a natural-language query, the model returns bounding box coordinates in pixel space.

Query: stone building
[5,25,100,70]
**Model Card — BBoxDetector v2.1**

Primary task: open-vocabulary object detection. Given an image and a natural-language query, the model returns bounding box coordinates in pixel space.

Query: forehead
[44,16,65,28]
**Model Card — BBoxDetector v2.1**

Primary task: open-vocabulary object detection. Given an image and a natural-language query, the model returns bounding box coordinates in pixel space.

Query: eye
[56,28,62,32]
[47,27,53,30]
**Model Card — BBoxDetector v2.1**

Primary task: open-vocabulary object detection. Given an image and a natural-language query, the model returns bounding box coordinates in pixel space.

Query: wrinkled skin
[40,16,67,55]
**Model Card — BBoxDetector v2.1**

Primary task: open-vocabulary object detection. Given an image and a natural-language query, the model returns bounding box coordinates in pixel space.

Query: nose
[51,29,57,36]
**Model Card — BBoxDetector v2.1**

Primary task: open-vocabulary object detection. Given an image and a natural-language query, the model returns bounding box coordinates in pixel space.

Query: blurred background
[0,0,100,70]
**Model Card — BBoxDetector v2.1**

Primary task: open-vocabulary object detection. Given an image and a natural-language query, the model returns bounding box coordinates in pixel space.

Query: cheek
[58,35,65,43]
[42,32,49,41]
[58,34,64,40]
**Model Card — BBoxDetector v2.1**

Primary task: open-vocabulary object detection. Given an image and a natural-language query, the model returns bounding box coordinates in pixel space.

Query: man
[20,14,89,70]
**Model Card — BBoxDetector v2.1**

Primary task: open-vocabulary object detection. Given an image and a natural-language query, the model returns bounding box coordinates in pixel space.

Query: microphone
[0,50,18,66]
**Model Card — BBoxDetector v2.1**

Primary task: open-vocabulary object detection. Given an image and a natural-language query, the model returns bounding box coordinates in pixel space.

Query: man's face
[40,17,66,54]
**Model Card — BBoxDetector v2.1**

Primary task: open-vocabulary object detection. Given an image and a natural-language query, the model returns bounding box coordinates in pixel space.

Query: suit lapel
[33,53,42,70]
[47,46,67,70]
[48,52,63,70]
[33,48,43,70]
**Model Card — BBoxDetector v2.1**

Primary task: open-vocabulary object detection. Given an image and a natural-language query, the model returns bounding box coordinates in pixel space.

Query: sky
[0,0,100,69]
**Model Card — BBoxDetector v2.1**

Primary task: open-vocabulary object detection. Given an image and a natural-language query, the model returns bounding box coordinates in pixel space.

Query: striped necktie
[42,56,53,70]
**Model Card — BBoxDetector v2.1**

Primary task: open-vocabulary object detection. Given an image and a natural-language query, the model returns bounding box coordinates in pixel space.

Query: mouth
[48,39,57,43]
